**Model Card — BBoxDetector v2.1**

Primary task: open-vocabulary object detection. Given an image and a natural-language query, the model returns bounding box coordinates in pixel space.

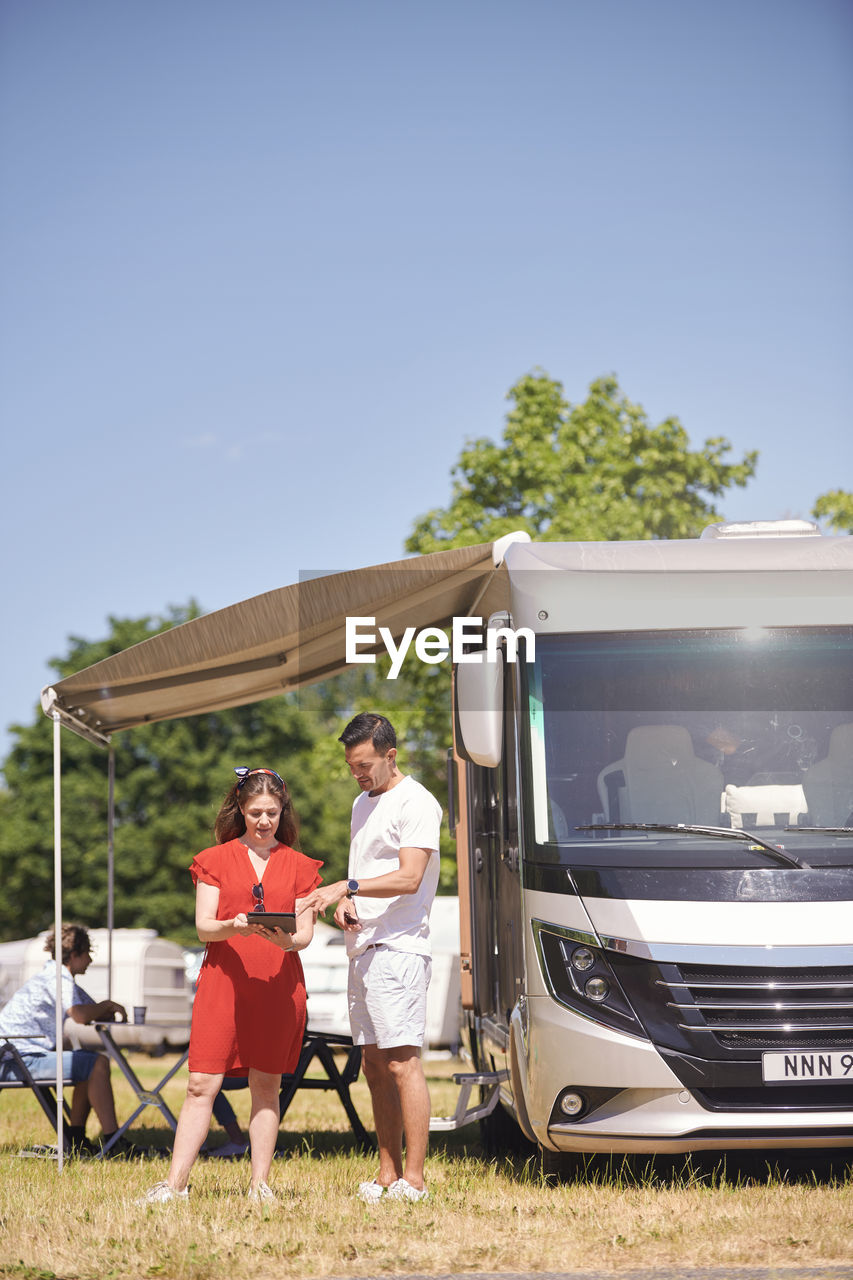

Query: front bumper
[524,997,853,1154]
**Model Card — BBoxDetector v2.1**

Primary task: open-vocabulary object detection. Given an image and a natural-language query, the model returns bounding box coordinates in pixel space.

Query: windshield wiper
[785,826,853,835]
[576,823,809,869]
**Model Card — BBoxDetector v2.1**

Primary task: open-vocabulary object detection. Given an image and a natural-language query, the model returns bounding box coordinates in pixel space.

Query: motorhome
[451,521,853,1169]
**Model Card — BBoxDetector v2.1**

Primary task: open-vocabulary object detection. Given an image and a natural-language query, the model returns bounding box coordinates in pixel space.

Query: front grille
[659,965,853,1050]
[695,1084,853,1112]
[716,1031,853,1050]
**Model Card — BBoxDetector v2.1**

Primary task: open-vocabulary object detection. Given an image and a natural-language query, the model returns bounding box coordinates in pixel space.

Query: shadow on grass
[127,1126,376,1161]
[83,1093,853,1189]
[477,1142,853,1190]
[542,1146,853,1188]
[428,1112,853,1190]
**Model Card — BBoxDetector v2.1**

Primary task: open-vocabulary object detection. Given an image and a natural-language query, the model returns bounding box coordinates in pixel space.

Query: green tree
[407,371,758,551]
[812,490,853,534]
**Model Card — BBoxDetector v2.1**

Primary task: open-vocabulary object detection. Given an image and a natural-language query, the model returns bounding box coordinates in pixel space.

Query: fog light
[559,1090,585,1117]
[584,976,609,1002]
[571,946,595,972]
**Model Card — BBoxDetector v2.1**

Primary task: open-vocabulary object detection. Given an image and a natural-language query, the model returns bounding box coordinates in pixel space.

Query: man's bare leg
[69,1081,91,1128]
[361,1043,404,1186]
[86,1053,119,1132]
[385,1046,430,1189]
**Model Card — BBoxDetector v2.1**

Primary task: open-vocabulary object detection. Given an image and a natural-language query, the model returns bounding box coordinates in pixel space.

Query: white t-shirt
[346,775,442,958]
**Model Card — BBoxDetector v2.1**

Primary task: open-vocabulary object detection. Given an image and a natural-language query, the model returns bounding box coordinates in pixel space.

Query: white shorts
[348,946,432,1050]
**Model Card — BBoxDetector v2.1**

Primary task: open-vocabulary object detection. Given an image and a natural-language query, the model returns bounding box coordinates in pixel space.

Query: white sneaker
[136,1180,189,1205]
[208,1140,249,1159]
[356,1179,388,1203]
[247,1180,277,1203]
[386,1177,429,1202]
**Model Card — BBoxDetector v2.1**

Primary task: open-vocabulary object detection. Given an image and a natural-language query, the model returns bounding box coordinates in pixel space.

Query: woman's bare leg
[247,1068,281,1190]
[167,1071,224,1190]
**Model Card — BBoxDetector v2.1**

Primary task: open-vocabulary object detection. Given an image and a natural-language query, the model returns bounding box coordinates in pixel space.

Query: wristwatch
[346,879,359,898]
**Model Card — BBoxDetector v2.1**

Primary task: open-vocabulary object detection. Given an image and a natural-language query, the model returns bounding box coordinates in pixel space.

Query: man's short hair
[338,712,397,754]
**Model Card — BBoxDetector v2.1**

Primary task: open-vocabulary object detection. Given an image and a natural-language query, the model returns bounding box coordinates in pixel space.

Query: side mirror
[456,651,504,767]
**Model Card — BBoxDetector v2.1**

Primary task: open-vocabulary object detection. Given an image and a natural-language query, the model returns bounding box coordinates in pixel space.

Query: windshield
[527,626,853,867]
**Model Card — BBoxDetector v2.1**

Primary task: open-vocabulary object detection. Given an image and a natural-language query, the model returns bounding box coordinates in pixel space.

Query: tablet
[246,911,296,932]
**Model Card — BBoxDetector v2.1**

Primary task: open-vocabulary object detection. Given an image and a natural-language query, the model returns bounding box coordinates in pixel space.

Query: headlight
[584,976,610,1002]
[532,920,646,1038]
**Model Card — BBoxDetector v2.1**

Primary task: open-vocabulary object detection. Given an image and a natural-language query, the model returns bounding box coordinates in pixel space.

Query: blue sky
[1,0,851,759]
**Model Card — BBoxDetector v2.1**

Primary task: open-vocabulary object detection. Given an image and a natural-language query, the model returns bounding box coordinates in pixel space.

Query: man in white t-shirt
[305,712,441,1203]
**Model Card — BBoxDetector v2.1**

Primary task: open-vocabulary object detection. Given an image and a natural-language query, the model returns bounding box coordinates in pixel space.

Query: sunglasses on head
[234,766,285,790]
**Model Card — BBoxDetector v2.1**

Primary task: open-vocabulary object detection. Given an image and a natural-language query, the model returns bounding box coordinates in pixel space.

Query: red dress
[188,839,323,1075]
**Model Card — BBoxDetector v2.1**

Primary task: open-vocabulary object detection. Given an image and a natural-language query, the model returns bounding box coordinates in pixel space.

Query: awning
[41,539,512,740]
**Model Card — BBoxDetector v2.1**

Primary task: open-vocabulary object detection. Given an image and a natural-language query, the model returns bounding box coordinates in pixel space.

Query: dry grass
[0,1052,851,1279]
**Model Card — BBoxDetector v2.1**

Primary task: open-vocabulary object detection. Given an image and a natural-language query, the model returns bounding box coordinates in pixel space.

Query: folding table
[92,1022,188,1156]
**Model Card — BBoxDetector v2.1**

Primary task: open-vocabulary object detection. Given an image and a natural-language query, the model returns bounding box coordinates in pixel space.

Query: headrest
[624,725,694,765]
[827,723,853,756]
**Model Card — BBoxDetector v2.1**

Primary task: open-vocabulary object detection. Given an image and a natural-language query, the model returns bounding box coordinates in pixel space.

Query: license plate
[762,1049,853,1083]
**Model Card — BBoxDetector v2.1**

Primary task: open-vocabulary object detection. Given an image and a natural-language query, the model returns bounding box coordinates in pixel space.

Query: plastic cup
[133,1006,147,1025]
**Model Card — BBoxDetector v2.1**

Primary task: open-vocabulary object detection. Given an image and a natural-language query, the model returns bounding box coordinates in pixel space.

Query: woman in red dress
[139,767,322,1205]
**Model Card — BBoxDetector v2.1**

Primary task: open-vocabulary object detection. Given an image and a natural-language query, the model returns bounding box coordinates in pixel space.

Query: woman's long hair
[214,771,299,846]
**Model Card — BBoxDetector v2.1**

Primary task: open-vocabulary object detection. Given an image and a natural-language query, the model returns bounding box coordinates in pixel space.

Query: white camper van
[452,521,853,1167]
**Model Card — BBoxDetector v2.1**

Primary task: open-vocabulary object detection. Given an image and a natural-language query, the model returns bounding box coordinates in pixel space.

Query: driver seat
[597,725,724,826]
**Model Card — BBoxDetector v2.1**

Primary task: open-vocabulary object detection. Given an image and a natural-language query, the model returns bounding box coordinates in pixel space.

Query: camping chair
[0,1036,73,1146]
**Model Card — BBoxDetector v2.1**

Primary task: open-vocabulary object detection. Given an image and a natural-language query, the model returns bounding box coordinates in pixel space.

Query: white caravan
[451,521,853,1166]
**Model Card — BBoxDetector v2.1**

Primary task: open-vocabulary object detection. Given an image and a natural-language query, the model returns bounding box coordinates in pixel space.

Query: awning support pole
[52,711,64,1171]
[107,747,115,1001]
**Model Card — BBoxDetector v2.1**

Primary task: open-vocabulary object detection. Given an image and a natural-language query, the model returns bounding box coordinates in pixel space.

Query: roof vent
[700,519,821,540]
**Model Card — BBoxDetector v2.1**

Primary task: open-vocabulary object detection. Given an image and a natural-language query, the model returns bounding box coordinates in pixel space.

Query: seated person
[0,922,127,1155]
[701,719,811,785]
